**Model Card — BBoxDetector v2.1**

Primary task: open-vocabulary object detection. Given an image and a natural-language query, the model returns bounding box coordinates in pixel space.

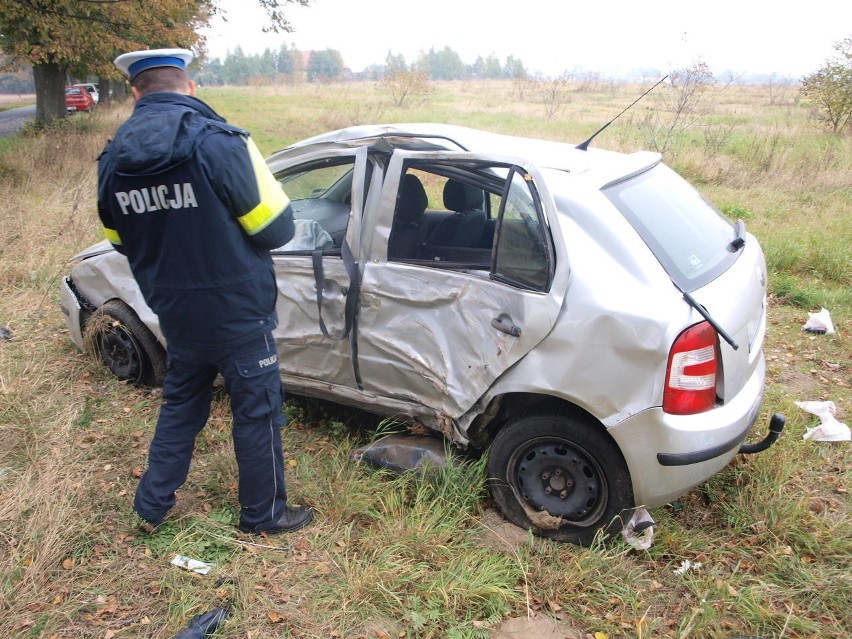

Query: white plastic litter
[673,559,702,575]
[802,308,835,334]
[170,554,215,575]
[621,507,655,550]
[795,400,851,442]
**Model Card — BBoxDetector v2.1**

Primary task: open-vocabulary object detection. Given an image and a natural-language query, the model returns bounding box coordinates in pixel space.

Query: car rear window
[603,164,739,292]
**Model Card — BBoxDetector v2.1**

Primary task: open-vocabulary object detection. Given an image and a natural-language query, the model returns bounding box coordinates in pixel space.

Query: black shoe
[240,506,314,534]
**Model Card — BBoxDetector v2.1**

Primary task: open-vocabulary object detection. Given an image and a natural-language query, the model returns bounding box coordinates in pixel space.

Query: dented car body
[62,123,782,544]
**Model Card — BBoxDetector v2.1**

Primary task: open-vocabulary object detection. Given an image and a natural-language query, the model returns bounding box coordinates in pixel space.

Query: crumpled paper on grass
[795,400,851,442]
[802,308,835,334]
[621,507,655,550]
[673,559,702,575]
[171,554,215,575]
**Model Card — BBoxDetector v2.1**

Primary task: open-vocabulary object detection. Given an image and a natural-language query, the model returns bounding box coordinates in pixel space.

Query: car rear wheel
[487,413,634,546]
[85,300,165,386]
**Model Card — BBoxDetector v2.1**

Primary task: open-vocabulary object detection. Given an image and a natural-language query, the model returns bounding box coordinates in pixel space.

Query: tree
[307,48,343,82]
[195,57,224,86]
[223,45,250,85]
[470,55,486,79]
[258,48,277,81]
[482,53,503,80]
[801,37,852,134]
[0,0,310,125]
[505,55,530,100]
[382,66,433,108]
[416,46,465,80]
[0,0,205,124]
[277,43,294,75]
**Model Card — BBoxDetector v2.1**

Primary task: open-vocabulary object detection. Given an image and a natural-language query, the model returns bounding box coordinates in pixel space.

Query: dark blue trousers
[134,331,288,532]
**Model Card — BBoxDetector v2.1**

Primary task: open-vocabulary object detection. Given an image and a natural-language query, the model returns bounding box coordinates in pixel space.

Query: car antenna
[575,75,669,151]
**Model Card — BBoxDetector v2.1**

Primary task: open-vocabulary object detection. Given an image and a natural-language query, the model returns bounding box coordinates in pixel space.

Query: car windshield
[604,164,739,292]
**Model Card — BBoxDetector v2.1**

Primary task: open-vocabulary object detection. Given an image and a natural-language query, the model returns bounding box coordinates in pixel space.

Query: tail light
[663,321,718,415]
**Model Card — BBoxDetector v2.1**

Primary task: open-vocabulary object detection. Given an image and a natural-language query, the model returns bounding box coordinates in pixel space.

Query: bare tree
[505,55,531,101]
[574,70,601,93]
[767,73,795,106]
[639,61,727,154]
[536,71,573,120]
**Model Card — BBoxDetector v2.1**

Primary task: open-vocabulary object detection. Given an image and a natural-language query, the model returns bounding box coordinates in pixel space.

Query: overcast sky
[203,0,851,78]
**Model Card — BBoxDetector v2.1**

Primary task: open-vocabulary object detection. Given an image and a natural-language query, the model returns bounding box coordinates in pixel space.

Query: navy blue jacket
[97,93,294,349]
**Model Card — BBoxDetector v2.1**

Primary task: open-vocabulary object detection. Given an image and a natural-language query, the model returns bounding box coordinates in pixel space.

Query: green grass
[0,79,849,638]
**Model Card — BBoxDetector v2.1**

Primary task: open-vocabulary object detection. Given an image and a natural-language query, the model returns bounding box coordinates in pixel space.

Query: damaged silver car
[61,123,784,545]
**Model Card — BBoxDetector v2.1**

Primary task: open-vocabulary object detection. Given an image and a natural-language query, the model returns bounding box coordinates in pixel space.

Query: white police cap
[114,48,194,80]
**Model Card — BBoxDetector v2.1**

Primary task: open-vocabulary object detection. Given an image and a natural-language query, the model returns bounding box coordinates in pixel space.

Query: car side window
[389,162,551,291]
[493,170,551,291]
[273,159,355,253]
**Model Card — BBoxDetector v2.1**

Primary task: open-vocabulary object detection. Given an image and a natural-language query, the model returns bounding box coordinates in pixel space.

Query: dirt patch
[491,615,585,639]
[476,508,534,552]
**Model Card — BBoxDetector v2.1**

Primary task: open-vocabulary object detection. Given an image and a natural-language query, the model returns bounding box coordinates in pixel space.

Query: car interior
[273,157,552,291]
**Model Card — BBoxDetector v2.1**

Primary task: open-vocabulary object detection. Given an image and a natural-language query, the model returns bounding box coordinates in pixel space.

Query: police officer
[98,49,313,535]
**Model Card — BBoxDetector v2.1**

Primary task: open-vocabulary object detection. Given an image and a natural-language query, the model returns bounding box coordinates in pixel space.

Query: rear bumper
[608,355,770,508]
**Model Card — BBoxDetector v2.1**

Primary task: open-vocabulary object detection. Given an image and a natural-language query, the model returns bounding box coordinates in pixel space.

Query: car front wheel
[85,299,166,386]
[487,413,634,546]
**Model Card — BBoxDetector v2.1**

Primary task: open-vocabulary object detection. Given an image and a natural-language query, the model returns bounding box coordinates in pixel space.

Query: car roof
[269,123,660,186]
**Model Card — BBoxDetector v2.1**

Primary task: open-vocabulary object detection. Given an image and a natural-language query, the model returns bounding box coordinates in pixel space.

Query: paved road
[0,105,35,138]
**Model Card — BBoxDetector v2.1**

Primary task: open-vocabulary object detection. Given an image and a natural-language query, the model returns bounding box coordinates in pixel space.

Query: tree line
[195,44,343,85]
[193,44,529,85]
[0,1,848,134]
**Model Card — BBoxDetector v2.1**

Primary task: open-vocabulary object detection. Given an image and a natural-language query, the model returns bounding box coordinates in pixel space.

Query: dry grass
[0,80,849,638]
[0,93,35,109]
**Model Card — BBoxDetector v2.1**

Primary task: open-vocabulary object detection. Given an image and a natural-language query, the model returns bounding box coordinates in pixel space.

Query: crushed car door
[270,147,367,390]
[357,150,569,424]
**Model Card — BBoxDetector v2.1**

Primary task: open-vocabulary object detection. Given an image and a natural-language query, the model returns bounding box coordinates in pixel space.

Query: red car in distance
[65,86,95,113]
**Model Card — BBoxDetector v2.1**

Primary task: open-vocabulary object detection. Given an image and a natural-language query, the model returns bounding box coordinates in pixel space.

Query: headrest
[114,48,194,81]
[443,180,482,212]
[397,174,428,223]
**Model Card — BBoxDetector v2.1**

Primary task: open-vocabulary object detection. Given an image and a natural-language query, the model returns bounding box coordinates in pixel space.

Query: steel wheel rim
[98,325,143,382]
[509,435,608,527]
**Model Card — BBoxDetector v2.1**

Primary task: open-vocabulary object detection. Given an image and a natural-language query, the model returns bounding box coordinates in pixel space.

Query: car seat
[388,174,429,260]
[426,180,487,248]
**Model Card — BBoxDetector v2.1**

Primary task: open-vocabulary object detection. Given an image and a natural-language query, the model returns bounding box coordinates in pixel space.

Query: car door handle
[491,314,522,337]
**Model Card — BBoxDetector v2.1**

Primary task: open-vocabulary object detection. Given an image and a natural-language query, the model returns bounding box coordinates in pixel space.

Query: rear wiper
[672,281,739,350]
[728,219,746,252]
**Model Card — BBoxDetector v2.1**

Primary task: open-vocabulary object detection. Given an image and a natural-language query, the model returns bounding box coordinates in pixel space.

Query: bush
[800,37,852,133]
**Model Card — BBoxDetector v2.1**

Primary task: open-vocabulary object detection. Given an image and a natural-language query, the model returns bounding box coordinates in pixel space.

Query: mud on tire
[84,299,166,387]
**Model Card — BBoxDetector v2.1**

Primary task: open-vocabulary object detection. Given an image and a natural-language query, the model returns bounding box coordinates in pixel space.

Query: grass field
[0,93,35,111]
[0,79,849,638]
